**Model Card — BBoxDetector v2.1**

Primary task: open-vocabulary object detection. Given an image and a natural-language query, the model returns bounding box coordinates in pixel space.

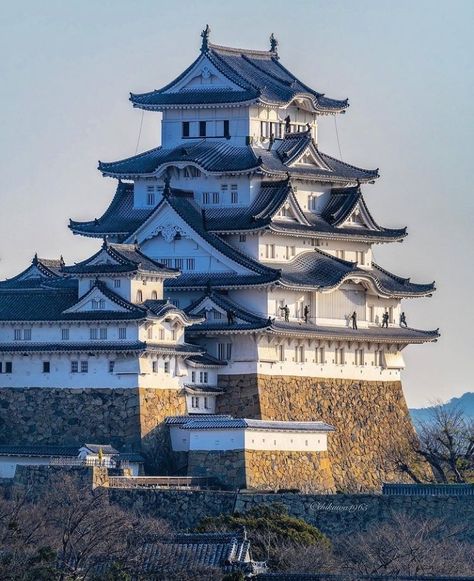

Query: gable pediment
[291,143,332,171]
[63,286,129,314]
[340,201,378,230]
[165,56,243,93]
[127,202,254,276]
[188,296,245,325]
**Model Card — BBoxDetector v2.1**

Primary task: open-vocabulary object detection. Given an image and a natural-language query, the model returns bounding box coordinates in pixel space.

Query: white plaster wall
[162,106,251,147]
[188,428,245,451]
[0,322,139,344]
[0,456,52,478]
[249,105,317,145]
[244,429,328,452]
[185,393,217,414]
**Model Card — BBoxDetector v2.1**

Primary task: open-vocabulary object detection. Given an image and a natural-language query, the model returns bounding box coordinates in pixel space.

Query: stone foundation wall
[245,450,335,493]
[187,449,335,492]
[0,387,185,471]
[188,450,246,489]
[217,375,422,491]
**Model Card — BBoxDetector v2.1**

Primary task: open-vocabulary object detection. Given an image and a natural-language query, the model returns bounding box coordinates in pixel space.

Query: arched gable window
[136,290,143,302]
[151,290,158,300]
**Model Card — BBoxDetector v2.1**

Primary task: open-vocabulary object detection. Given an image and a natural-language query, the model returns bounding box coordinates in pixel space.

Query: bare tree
[334,513,474,576]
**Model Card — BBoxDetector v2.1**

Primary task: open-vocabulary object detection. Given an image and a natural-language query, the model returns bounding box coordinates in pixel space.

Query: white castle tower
[0,28,438,489]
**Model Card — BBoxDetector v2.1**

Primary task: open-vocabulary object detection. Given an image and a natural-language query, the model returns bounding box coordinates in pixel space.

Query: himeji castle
[0,29,438,490]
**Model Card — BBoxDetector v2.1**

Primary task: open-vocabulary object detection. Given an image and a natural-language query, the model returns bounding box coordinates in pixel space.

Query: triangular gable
[187,295,259,326]
[339,197,380,231]
[164,54,245,93]
[86,247,122,266]
[291,142,332,171]
[126,197,263,276]
[63,285,134,314]
[272,186,311,226]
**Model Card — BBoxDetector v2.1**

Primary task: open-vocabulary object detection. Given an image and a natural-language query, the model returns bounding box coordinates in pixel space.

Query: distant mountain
[410,392,474,426]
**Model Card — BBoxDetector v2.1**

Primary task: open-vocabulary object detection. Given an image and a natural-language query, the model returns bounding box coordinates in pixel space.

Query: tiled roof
[83,443,118,454]
[130,42,348,113]
[0,287,78,321]
[142,299,204,325]
[0,255,65,289]
[0,445,80,457]
[186,352,228,367]
[179,417,335,431]
[69,181,153,239]
[165,414,233,425]
[62,241,178,277]
[98,141,260,178]
[96,139,377,185]
[276,250,435,297]
[0,341,204,355]
[165,272,277,291]
[184,385,224,394]
[136,529,252,573]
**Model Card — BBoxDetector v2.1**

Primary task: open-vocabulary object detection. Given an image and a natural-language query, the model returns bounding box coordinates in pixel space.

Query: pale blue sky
[0,0,472,406]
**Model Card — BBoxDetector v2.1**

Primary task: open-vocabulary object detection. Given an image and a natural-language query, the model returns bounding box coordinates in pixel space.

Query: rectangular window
[182,121,190,138]
[171,329,177,341]
[239,234,246,243]
[161,258,173,268]
[265,244,275,259]
[191,396,200,408]
[356,251,365,265]
[14,329,21,341]
[202,192,210,204]
[159,329,165,340]
[231,190,239,204]
[375,349,384,367]
[147,327,153,340]
[147,193,155,206]
[191,371,196,382]
[23,329,32,341]
[278,344,285,362]
[315,347,325,364]
[204,396,210,409]
[0,363,2,373]
[61,328,70,341]
[221,184,228,192]
[336,250,345,260]
[199,121,206,137]
[223,120,230,138]
[90,328,98,340]
[368,306,375,323]
[186,258,195,271]
[199,371,208,383]
[335,348,345,365]
[294,345,305,363]
[5,362,12,374]
[212,192,219,204]
[114,279,121,288]
[119,327,127,339]
[355,348,365,366]
[285,246,296,260]
[109,361,115,373]
[81,361,89,373]
[174,258,183,269]
[43,362,50,373]
[152,361,158,373]
[71,361,78,373]
[164,361,170,374]
[99,328,107,340]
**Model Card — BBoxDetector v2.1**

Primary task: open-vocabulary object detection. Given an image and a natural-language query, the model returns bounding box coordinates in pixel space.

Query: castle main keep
[0,28,438,491]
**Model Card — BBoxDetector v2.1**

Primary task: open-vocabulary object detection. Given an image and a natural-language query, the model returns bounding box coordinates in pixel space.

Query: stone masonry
[217,374,420,491]
[187,449,335,492]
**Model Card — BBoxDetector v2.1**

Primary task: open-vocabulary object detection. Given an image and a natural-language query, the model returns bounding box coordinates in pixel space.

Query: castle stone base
[0,387,184,471]
[216,374,421,491]
[187,449,335,492]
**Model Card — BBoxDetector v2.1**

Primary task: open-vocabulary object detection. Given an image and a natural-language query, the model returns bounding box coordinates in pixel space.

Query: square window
[99,328,107,340]
[186,258,195,271]
[80,361,89,373]
[71,361,78,373]
[90,328,98,340]
[43,361,50,373]
[23,329,32,341]
[239,235,246,243]
[114,279,121,288]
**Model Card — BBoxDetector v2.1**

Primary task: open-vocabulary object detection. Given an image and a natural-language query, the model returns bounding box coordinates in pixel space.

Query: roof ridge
[209,42,273,58]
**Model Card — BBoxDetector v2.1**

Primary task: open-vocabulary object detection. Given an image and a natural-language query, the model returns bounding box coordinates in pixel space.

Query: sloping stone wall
[187,449,335,492]
[0,387,185,467]
[245,450,335,493]
[217,375,422,491]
